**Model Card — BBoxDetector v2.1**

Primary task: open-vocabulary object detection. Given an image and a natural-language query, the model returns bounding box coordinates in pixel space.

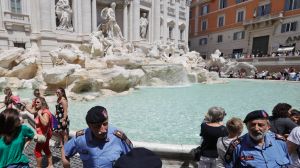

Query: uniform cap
[86,106,108,123]
[113,147,162,168]
[243,110,269,123]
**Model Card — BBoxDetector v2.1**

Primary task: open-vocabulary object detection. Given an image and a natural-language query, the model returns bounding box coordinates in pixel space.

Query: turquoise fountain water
[17,79,300,145]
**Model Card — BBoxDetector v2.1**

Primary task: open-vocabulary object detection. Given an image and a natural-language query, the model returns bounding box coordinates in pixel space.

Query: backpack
[51,113,58,130]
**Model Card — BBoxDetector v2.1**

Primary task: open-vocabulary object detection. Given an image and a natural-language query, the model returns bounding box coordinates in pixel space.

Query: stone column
[73,0,81,33]
[30,0,40,32]
[152,0,160,43]
[91,0,97,31]
[132,0,140,41]
[185,5,190,43]
[81,0,92,34]
[163,0,168,43]
[175,4,179,46]
[0,0,4,30]
[128,3,133,41]
[123,3,128,40]
[39,0,52,31]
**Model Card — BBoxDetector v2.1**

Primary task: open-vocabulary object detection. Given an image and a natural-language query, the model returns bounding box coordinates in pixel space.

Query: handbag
[34,134,47,143]
[191,146,202,161]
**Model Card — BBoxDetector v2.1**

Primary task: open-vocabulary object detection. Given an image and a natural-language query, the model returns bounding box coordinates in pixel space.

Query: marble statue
[90,31,112,57]
[100,2,124,40]
[56,0,73,32]
[140,13,149,39]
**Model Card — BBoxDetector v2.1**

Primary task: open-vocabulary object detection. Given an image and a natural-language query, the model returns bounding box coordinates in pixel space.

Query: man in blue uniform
[224,110,291,168]
[61,106,133,168]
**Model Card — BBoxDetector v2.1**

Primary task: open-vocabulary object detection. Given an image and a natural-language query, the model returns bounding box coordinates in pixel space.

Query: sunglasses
[36,101,41,104]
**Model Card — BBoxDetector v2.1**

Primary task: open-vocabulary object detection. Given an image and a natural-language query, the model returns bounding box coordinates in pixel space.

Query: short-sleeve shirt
[0,125,34,167]
[287,126,300,168]
[216,136,236,168]
[64,125,132,168]
[269,117,297,135]
[225,132,291,168]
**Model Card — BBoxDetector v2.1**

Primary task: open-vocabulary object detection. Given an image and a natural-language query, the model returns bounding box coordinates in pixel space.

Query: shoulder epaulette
[114,130,133,148]
[224,137,241,164]
[275,134,286,141]
[76,129,85,138]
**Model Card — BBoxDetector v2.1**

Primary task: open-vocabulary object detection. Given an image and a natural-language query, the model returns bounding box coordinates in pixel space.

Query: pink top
[35,109,52,138]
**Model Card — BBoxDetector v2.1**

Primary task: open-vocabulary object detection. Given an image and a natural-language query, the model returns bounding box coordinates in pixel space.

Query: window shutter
[291,22,297,31]
[258,6,262,16]
[296,0,300,9]
[285,0,290,11]
[281,24,286,33]
[265,4,271,15]
[242,31,245,39]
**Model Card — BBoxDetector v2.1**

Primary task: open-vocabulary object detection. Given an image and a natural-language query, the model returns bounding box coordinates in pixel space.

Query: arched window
[179,23,186,41]
[167,21,175,39]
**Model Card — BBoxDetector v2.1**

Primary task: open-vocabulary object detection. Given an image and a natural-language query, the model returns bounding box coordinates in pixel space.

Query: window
[180,29,184,40]
[257,4,270,17]
[218,16,224,27]
[189,9,192,18]
[169,27,173,39]
[217,35,223,43]
[219,0,227,9]
[233,31,245,40]
[236,0,248,3]
[202,20,207,31]
[285,0,300,11]
[201,4,209,15]
[237,10,244,22]
[14,42,25,49]
[199,38,208,45]
[281,22,297,33]
[11,0,21,13]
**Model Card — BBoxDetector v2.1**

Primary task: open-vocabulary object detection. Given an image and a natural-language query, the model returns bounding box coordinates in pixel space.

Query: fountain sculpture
[0,3,257,99]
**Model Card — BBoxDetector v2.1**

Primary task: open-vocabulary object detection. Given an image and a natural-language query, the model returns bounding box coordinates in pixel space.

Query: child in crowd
[216,117,244,168]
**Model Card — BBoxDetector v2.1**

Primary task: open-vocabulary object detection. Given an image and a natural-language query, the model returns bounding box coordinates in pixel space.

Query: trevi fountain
[0,3,299,167]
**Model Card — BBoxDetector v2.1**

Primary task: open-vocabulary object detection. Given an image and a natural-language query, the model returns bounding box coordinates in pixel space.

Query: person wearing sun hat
[224,110,291,168]
[60,106,133,168]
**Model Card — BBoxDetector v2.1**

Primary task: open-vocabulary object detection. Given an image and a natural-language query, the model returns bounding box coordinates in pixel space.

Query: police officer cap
[114,147,162,168]
[86,106,108,123]
[243,110,269,123]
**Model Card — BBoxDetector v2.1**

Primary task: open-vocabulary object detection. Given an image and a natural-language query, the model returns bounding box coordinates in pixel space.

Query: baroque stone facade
[0,0,191,66]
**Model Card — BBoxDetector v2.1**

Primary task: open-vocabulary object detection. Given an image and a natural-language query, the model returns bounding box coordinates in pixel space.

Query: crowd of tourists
[197,103,300,168]
[1,86,300,168]
[0,87,162,168]
[254,67,299,81]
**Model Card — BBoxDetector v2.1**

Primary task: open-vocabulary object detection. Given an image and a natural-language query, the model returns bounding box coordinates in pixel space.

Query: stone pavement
[24,142,197,168]
[24,142,83,167]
